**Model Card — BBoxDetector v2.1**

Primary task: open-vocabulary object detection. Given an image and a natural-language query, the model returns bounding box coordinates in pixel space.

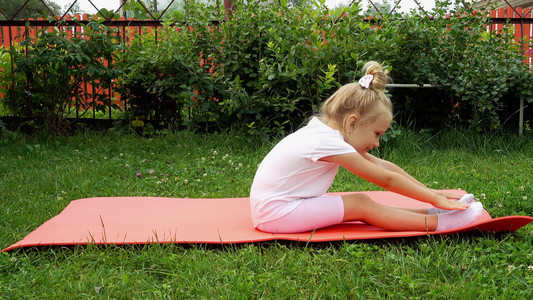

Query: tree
[63,2,83,14]
[364,0,393,17]
[0,0,61,20]
[288,0,314,8]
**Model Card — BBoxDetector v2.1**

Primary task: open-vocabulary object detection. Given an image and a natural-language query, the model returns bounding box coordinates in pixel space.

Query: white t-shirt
[250,117,357,226]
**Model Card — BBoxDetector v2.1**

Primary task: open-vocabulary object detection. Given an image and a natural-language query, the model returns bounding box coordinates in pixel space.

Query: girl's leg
[256,194,483,233]
[388,206,429,214]
[256,195,345,234]
[342,193,438,231]
[342,193,484,232]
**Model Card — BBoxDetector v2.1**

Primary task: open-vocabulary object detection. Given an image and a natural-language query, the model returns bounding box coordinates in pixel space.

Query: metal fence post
[519,96,524,136]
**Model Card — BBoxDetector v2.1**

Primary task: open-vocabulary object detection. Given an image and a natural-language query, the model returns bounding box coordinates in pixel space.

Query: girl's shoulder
[300,117,337,135]
[302,117,345,143]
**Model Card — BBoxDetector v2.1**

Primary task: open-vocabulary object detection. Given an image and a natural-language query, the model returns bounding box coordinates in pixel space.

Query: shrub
[117,0,391,137]
[4,19,123,132]
[115,5,230,132]
[390,2,532,130]
[117,0,532,134]
[0,48,26,115]
[3,0,532,135]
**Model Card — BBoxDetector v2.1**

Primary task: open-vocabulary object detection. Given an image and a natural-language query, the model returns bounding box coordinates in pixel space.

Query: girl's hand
[433,195,470,210]
[431,189,462,200]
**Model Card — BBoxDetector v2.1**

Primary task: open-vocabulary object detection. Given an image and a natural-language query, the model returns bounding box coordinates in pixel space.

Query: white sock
[436,202,484,231]
[427,194,475,215]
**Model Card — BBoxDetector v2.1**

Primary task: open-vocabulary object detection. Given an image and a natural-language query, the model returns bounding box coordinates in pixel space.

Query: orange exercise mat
[3,190,532,251]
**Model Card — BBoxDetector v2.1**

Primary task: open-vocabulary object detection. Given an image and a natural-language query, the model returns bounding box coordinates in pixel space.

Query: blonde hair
[318,61,392,131]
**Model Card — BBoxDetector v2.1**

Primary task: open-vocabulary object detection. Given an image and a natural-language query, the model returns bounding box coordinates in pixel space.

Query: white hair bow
[358,74,374,89]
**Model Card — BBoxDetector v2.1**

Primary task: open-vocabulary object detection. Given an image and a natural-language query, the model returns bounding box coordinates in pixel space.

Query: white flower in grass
[184,179,189,184]
[119,153,124,158]
[523,196,528,200]
[528,265,533,271]
[520,186,525,191]
[201,157,206,162]
[506,265,516,272]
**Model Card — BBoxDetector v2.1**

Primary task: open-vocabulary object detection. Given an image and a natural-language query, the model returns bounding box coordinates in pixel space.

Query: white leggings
[256,195,345,234]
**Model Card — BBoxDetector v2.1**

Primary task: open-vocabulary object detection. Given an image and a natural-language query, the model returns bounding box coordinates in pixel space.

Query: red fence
[1,14,166,47]
[489,6,533,65]
[0,14,165,118]
[1,8,533,119]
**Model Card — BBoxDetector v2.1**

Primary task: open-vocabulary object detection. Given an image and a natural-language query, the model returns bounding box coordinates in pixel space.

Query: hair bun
[362,61,388,91]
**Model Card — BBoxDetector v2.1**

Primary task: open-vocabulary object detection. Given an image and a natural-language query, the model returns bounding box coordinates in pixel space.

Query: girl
[250,61,483,234]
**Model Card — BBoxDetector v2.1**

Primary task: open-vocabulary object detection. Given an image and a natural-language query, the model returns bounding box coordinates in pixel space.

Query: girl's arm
[361,153,461,199]
[321,153,468,210]
[361,153,427,188]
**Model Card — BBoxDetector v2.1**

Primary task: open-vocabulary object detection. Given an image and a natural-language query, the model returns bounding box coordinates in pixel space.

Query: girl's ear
[345,114,359,133]
[349,114,359,127]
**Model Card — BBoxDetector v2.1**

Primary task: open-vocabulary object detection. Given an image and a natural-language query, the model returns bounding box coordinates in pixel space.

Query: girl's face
[346,113,391,154]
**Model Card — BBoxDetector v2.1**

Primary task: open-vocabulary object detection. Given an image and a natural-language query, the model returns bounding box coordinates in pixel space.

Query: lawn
[1,126,532,298]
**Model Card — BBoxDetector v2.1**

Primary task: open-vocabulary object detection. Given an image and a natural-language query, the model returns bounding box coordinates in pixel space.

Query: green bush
[115,12,227,131]
[4,19,123,132]
[116,0,388,137]
[117,0,532,135]
[3,0,532,134]
[390,2,533,130]
[0,47,26,116]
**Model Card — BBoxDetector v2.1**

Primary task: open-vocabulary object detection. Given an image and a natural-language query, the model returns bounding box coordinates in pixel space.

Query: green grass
[1,126,532,298]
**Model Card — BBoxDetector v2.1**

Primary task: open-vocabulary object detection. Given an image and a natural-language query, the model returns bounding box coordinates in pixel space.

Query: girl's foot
[435,201,484,231]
